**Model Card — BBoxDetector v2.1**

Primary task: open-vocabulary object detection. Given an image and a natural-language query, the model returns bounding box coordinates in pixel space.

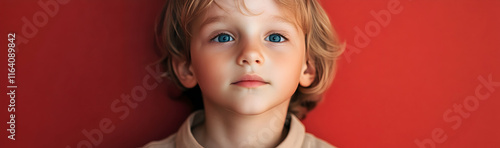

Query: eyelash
[210,32,234,43]
[209,32,289,43]
[267,33,288,42]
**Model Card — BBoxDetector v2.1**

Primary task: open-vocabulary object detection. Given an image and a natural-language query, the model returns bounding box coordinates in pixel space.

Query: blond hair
[156,0,343,119]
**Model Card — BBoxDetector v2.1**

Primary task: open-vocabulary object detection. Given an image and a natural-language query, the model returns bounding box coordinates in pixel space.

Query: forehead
[213,0,283,14]
[192,0,299,30]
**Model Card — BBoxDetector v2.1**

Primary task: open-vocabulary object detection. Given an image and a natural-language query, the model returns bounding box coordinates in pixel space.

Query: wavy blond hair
[155,0,344,119]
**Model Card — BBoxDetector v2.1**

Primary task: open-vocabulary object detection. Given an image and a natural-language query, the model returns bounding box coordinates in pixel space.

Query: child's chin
[226,98,285,116]
[231,107,270,116]
[223,102,269,115]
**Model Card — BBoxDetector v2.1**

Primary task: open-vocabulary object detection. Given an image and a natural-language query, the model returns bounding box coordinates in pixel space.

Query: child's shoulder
[142,110,203,148]
[283,114,336,148]
[302,133,337,148]
[142,134,176,148]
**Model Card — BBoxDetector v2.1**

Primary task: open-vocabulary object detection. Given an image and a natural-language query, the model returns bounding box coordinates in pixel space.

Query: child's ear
[172,58,197,88]
[299,60,316,87]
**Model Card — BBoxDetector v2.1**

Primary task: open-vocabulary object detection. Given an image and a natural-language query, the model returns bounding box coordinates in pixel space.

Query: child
[145,0,343,147]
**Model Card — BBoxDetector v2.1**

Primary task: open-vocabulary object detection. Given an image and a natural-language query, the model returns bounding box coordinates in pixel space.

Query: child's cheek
[190,48,233,91]
[270,50,304,92]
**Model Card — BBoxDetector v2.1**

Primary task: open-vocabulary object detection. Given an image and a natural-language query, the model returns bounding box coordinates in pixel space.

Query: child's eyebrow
[199,15,297,30]
[199,15,226,29]
[270,15,298,29]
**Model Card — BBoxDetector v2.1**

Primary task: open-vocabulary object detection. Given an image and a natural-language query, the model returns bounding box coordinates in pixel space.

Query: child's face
[182,0,312,115]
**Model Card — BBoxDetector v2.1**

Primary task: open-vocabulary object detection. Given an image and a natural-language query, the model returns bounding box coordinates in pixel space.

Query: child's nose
[236,40,265,66]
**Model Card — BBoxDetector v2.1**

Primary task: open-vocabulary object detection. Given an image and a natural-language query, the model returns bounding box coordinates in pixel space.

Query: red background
[1,0,499,147]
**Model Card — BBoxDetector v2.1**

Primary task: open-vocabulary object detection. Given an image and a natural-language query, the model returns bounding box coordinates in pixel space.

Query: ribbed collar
[175,110,306,148]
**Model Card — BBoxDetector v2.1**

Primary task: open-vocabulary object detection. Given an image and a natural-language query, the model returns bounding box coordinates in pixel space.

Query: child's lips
[232,80,268,88]
[231,74,269,88]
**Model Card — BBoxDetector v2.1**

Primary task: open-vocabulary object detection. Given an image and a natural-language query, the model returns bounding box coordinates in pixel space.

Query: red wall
[1,0,499,147]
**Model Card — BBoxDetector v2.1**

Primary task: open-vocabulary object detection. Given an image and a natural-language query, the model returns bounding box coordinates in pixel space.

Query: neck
[192,99,290,148]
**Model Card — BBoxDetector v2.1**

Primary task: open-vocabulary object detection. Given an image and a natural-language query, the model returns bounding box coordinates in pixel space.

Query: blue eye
[212,33,234,42]
[266,34,285,42]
